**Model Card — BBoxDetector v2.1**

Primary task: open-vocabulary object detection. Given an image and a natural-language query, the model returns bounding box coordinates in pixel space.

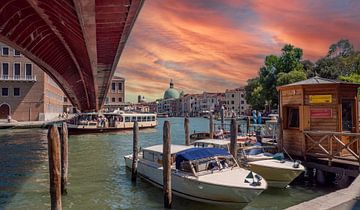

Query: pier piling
[220,106,225,130]
[184,117,190,146]
[277,117,283,152]
[163,121,172,208]
[246,117,250,135]
[48,125,62,210]
[230,118,238,159]
[132,121,139,182]
[60,122,68,195]
[209,114,214,139]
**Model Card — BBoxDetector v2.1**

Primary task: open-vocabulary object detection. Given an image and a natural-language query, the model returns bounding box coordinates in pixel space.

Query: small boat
[239,145,305,188]
[193,139,305,188]
[190,132,211,141]
[157,113,169,118]
[67,111,157,134]
[124,145,267,205]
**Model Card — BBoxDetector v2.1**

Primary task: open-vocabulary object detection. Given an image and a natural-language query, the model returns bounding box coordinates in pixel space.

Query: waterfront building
[0,43,65,121]
[224,88,251,116]
[103,76,125,112]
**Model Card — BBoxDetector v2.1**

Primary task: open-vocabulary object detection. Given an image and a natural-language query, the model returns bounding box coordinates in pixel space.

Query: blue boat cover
[175,148,230,169]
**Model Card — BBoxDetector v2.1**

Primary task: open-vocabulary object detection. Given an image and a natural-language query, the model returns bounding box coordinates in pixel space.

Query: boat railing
[303,130,360,170]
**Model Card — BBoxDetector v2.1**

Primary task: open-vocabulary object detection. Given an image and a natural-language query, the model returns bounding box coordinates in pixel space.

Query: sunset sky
[116,0,360,102]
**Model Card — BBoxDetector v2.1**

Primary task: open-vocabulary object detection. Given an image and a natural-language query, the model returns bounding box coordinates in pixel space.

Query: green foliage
[327,39,354,58]
[276,70,307,86]
[244,77,265,110]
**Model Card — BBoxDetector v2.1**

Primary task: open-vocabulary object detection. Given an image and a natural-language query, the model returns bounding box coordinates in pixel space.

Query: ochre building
[0,43,65,121]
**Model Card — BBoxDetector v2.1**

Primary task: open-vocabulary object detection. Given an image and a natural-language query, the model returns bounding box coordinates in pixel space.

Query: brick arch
[0,103,10,119]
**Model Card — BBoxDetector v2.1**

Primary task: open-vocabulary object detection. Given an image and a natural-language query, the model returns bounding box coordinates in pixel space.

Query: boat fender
[293,160,301,168]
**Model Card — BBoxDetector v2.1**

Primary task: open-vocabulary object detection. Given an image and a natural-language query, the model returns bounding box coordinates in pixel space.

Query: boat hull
[248,160,304,188]
[67,124,156,135]
[124,155,265,205]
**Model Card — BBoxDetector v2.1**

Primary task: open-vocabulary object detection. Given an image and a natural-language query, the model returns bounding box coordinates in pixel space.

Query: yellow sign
[309,95,332,103]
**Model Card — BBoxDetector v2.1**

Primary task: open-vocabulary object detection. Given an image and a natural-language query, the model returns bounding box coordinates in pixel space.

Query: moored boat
[67,111,157,134]
[193,139,305,188]
[124,145,267,205]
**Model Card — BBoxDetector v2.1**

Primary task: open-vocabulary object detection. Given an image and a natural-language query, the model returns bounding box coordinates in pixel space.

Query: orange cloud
[117,0,360,102]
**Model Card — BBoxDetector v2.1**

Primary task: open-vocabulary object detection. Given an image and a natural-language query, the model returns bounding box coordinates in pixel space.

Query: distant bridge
[0,0,144,111]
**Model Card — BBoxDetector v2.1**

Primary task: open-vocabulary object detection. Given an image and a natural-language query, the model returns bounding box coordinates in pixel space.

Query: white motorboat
[240,145,305,188]
[193,139,305,188]
[124,145,267,205]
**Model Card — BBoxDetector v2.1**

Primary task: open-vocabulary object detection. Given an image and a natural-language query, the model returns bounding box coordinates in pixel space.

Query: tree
[327,39,354,58]
[244,77,265,110]
[276,70,307,86]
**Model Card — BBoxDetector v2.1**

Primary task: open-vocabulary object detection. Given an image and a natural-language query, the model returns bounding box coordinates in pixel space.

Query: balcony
[0,75,37,81]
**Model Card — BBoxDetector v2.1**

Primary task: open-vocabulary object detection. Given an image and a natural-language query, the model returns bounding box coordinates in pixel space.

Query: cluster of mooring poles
[47,122,69,210]
[130,113,239,208]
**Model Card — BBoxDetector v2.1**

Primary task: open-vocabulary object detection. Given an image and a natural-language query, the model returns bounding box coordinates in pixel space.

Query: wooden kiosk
[277,76,360,169]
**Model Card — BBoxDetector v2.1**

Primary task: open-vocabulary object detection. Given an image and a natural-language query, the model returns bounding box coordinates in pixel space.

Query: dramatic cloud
[116,0,360,102]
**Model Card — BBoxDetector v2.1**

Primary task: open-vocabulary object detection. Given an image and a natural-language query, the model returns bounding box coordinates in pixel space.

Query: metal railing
[304,130,360,169]
[0,75,37,81]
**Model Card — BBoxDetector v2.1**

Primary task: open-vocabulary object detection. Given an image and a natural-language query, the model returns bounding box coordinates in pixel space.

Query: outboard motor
[293,160,301,168]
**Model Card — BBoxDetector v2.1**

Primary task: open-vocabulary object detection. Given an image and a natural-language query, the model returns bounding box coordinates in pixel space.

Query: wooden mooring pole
[48,125,62,210]
[277,117,283,152]
[184,117,190,146]
[220,106,225,130]
[230,118,238,159]
[60,122,68,195]
[132,121,139,182]
[209,114,214,139]
[163,121,172,208]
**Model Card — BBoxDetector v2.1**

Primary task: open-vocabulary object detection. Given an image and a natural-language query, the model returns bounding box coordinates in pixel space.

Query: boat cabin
[142,145,192,165]
[277,76,360,160]
[193,139,230,150]
[175,148,237,176]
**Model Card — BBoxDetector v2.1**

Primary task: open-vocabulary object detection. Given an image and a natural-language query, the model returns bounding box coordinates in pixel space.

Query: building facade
[0,43,65,121]
[103,76,125,111]
[224,88,251,116]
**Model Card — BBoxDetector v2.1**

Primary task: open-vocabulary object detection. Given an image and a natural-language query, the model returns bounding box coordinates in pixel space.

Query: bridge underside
[0,0,143,111]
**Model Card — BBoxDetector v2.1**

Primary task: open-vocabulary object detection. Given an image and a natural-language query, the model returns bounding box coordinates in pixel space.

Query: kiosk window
[287,107,299,128]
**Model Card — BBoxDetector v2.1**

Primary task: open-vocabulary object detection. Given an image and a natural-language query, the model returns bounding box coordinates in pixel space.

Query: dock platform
[287,175,360,210]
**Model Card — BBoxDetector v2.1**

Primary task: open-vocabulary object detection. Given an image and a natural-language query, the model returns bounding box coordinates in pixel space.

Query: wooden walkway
[287,175,360,210]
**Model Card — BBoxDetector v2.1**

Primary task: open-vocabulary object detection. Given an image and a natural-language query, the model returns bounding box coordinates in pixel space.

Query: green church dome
[163,79,180,99]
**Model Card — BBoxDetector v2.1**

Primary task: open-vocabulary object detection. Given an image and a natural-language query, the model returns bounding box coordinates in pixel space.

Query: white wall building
[224,88,251,116]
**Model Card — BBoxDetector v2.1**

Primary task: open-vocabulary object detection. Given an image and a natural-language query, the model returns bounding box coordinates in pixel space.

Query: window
[241,94,244,98]
[232,94,234,98]
[2,63,9,79]
[111,83,116,92]
[2,88,8,96]
[125,117,130,122]
[241,100,244,104]
[287,107,299,129]
[13,88,20,96]
[342,100,353,131]
[2,47,9,56]
[111,97,115,102]
[231,101,234,104]
[118,97,122,102]
[64,97,68,103]
[118,83,122,91]
[14,63,20,79]
[25,63,32,78]
[14,49,21,56]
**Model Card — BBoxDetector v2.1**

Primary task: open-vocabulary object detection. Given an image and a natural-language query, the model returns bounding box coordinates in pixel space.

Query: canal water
[0,117,335,210]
